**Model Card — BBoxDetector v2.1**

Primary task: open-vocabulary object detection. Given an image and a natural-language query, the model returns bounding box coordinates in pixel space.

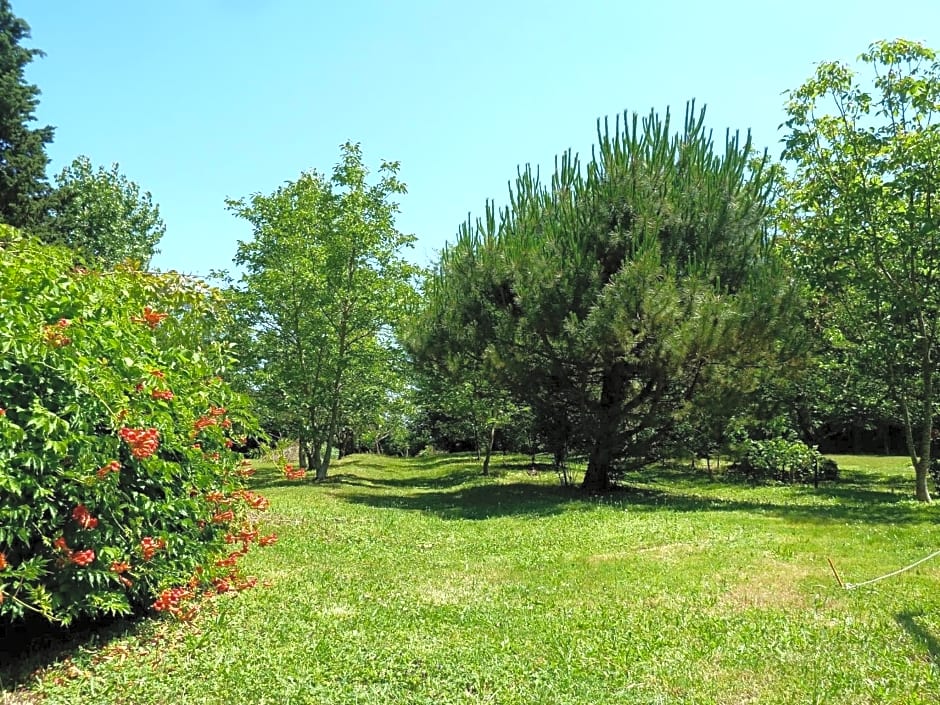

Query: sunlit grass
[4,454,940,704]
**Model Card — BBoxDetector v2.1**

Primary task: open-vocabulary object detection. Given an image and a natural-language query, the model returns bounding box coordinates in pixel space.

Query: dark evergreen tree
[0,0,53,230]
[414,104,796,491]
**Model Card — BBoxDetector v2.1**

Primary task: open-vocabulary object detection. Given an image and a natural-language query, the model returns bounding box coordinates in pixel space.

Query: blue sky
[23,1,940,276]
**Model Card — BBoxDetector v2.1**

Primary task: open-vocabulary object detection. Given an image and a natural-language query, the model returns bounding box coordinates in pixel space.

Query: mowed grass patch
[3,454,940,704]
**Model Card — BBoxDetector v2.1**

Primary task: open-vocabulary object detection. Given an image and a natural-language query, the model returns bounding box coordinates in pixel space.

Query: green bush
[0,231,260,625]
[731,438,837,484]
[930,458,940,492]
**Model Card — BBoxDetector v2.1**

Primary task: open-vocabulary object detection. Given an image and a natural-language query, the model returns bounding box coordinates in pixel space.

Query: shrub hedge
[0,231,260,625]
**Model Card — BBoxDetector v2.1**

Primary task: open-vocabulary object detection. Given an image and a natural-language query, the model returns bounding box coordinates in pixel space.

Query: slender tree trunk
[318,380,343,480]
[318,242,360,481]
[318,423,336,480]
[890,330,932,502]
[481,423,496,476]
[318,439,332,480]
[337,429,348,459]
[298,435,308,469]
[915,438,932,503]
[308,433,322,472]
[899,395,932,503]
[320,364,345,480]
[915,340,933,502]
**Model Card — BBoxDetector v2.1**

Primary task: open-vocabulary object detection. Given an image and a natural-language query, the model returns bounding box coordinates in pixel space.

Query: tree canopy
[412,104,795,490]
[782,38,940,501]
[44,156,165,267]
[229,142,420,479]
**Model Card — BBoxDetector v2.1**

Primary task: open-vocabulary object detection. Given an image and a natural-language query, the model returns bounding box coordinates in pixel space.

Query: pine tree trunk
[583,362,627,492]
[584,441,613,492]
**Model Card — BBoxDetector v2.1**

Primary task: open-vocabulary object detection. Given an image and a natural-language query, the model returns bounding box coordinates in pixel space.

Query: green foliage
[343,343,415,456]
[415,103,794,490]
[0,231,258,625]
[731,438,837,484]
[782,39,940,501]
[407,355,528,464]
[44,156,165,267]
[0,0,54,230]
[228,142,421,479]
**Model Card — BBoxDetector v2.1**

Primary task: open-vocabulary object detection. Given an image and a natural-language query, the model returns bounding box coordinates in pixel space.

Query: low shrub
[731,437,837,484]
[0,231,261,625]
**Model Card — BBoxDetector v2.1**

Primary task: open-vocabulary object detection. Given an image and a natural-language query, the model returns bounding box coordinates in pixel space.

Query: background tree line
[3,0,938,500]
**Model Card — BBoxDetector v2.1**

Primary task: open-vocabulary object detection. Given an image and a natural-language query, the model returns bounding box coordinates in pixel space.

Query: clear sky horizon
[22,1,940,276]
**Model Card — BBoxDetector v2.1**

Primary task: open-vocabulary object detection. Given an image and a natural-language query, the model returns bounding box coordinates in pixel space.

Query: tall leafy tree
[44,156,165,267]
[415,104,793,490]
[229,142,419,479]
[782,39,940,501]
[0,0,54,229]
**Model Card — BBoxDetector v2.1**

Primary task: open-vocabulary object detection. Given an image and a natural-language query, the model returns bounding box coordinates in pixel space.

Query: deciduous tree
[781,39,940,501]
[44,156,165,267]
[229,142,419,479]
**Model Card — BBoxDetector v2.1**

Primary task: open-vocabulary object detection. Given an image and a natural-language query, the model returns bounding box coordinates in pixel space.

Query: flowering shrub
[283,464,306,480]
[0,230,264,625]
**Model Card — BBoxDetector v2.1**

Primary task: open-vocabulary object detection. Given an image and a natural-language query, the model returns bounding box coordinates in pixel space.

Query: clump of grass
[4,454,940,704]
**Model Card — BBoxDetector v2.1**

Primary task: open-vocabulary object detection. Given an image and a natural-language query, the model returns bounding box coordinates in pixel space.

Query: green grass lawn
[3,453,940,704]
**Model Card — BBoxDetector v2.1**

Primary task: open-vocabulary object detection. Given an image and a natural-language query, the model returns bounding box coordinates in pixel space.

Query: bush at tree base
[0,230,264,625]
[731,437,838,484]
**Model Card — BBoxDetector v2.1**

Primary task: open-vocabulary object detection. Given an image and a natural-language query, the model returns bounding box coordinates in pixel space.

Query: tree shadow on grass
[896,611,940,666]
[248,465,493,493]
[328,467,495,491]
[248,454,935,525]
[0,613,148,693]
[397,454,481,470]
[341,481,585,520]
[338,453,480,472]
[339,474,938,525]
[619,486,933,525]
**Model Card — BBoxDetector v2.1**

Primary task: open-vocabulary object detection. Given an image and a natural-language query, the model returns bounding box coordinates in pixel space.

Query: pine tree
[415,104,796,491]
[0,0,53,230]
